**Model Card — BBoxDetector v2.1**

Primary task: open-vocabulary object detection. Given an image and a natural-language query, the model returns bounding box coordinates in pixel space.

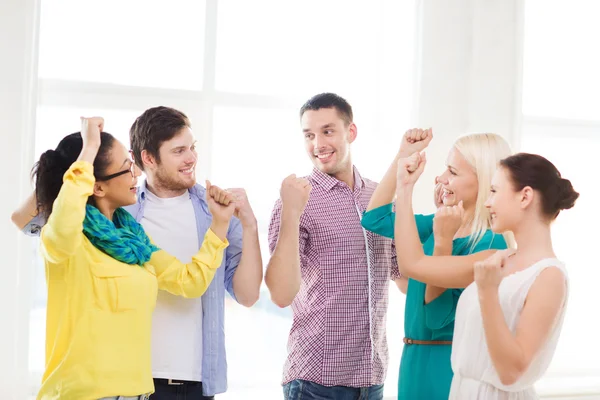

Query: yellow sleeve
[40,161,94,264]
[150,229,229,298]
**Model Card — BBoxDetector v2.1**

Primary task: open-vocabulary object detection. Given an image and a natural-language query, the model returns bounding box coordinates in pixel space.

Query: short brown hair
[299,93,353,126]
[130,106,191,169]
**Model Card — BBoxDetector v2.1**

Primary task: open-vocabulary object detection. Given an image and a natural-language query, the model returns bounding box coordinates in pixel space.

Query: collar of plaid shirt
[308,165,366,192]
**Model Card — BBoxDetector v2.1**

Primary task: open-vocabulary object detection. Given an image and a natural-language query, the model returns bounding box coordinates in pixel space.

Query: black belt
[154,378,202,386]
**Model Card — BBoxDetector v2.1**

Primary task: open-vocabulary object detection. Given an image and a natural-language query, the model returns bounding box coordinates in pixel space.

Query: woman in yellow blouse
[33,117,234,400]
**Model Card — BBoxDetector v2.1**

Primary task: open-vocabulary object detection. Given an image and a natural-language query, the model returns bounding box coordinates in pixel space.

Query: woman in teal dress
[361,129,512,399]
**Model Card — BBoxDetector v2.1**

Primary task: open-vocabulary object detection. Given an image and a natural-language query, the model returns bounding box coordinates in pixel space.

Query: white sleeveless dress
[449,258,568,400]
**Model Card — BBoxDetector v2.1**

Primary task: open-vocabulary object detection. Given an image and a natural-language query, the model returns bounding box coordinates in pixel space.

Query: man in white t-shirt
[127,106,263,399]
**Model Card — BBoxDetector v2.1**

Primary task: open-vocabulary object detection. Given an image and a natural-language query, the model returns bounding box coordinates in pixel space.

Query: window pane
[215,0,415,99]
[211,106,301,398]
[34,106,143,158]
[38,0,205,89]
[211,106,309,230]
[520,122,600,377]
[28,238,45,388]
[222,299,291,399]
[523,0,600,120]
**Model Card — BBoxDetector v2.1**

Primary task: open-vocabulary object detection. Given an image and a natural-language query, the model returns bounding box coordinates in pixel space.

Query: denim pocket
[283,380,303,400]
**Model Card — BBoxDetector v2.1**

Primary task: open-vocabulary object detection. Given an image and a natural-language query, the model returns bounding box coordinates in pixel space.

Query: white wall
[411,0,523,214]
[0,0,39,398]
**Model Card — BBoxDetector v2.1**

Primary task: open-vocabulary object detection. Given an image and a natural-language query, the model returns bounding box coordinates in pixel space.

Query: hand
[397,151,426,187]
[433,176,443,208]
[227,188,256,227]
[80,117,104,149]
[474,249,517,291]
[206,180,236,224]
[433,201,464,242]
[280,174,312,218]
[399,128,433,157]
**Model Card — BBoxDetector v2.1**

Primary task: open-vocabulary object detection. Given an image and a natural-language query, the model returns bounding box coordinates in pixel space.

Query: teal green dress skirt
[361,204,507,400]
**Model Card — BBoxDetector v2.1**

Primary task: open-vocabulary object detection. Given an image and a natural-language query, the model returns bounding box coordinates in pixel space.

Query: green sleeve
[361,203,434,243]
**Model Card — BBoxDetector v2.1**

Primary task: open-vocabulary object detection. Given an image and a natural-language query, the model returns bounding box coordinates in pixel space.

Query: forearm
[232,220,263,307]
[154,229,228,298]
[209,219,229,241]
[424,241,453,303]
[265,212,302,308]
[479,288,526,385]
[394,185,426,274]
[77,145,99,165]
[367,152,407,211]
[11,191,38,230]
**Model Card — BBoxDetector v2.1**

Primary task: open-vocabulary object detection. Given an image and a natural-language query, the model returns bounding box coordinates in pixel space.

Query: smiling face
[301,107,357,178]
[486,166,526,233]
[145,127,198,193]
[93,140,141,208]
[437,146,479,211]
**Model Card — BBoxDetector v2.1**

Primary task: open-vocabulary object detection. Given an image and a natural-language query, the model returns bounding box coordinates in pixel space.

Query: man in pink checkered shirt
[265,93,399,400]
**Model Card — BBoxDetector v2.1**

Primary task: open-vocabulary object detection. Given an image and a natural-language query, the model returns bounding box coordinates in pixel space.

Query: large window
[38,0,207,89]
[30,0,416,398]
[523,0,600,396]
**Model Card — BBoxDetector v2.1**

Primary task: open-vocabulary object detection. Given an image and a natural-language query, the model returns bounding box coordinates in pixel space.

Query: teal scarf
[82,205,159,266]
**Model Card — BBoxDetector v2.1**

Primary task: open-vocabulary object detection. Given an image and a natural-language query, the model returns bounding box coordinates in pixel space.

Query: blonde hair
[453,133,515,249]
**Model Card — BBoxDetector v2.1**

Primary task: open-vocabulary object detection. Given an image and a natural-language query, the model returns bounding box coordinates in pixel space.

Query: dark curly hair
[32,131,116,218]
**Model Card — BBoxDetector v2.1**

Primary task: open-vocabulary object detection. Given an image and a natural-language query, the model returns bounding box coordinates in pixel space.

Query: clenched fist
[474,249,517,291]
[226,188,256,227]
[80,116,104,149]
[399,128,433,157]
[206,180,236,224]
[433,201,464,242]
[280,174,312,218]
[397,151,427,187]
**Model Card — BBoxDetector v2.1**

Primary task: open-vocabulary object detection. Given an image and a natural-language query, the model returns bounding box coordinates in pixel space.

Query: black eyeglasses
[96,152,136,181]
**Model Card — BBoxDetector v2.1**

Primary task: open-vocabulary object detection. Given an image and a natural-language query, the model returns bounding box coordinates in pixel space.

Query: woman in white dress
[449,152,578,399]
[393,151,579,399]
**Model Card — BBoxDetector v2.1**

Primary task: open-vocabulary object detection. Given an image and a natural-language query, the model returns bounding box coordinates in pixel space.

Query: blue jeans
[283,379,384,400]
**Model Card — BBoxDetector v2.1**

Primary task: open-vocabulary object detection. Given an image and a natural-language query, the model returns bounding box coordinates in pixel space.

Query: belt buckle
[140,395,150,400]
[168,379,184,386]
